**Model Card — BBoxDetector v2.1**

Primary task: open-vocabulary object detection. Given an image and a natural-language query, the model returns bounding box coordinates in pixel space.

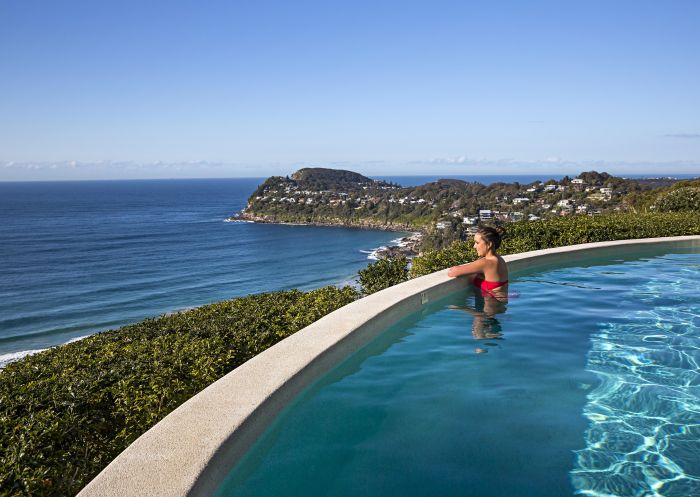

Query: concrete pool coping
[77,235,700,497]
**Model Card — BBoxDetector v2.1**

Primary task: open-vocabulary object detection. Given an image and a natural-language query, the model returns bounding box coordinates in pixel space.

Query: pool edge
[76,235,700,497]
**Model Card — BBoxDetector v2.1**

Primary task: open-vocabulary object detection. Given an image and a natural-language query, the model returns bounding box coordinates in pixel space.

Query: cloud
[0,160,238,171]
[427,156,468,164]
[664,133,700,139]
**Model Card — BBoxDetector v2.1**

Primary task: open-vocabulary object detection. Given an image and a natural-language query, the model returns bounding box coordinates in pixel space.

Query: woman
[447,226,508,299]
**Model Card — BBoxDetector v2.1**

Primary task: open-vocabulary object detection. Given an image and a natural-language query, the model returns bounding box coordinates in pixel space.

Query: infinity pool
[215,251,700,497]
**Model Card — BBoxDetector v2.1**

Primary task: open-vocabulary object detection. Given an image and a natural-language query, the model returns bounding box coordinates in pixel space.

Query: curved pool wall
[77,236,700,497]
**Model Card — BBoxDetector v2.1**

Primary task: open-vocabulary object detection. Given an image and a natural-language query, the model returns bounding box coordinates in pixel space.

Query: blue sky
[1,0,699,180]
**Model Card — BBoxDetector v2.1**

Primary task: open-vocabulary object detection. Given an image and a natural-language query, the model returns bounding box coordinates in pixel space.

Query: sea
[0,173,696,366]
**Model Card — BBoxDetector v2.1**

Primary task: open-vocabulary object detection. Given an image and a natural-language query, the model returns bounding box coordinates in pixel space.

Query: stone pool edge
[77,235,700,497]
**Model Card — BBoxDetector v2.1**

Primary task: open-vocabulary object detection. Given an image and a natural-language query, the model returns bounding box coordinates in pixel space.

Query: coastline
[229,212,424,259]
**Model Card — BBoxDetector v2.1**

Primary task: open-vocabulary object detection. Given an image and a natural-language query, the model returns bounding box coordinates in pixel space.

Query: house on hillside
[571,178,586,192]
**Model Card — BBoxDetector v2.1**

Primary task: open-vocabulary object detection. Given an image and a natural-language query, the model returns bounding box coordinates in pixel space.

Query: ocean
[0,178,407,366]
[1,173,696,366]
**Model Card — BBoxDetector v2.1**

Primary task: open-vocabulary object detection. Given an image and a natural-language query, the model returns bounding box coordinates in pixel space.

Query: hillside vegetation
[235,167,688,234]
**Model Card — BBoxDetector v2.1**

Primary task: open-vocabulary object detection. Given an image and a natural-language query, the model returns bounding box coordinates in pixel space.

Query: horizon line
[2,171,698,184]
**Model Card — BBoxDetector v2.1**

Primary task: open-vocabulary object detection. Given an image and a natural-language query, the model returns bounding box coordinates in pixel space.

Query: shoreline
[229,212,424,258]
[229,212,421,233]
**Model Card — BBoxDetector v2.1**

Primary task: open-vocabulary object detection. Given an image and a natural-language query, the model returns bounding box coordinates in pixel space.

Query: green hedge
[410,212,700,277]
[0,286,358,497]
[358,256,409,295]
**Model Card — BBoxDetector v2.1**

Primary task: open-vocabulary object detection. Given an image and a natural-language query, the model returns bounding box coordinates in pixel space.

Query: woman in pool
[447,226,508,299]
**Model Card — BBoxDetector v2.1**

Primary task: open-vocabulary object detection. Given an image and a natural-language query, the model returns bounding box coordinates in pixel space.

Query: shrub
[0,286,359,497]
[358,256,409,295]
[409,241,476,278]
[409,212,700,277]
[653,187,700,212]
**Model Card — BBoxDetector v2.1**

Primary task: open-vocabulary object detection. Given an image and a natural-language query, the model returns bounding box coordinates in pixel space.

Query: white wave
[0,335,94,368]
[0,349,46,368]
[364,245,387,260]
[223,219,254,223]
[164,306,197,316]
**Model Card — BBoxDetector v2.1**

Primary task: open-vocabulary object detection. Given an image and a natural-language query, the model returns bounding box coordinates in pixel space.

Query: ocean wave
[223,219,254,223]
[0,348,46,368]
[362,245,386,260]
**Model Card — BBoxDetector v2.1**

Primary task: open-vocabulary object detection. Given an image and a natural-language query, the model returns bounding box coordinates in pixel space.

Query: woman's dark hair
[476,226,505,251]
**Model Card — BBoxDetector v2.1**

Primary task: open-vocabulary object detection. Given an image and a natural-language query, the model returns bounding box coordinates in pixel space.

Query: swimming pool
[214,250,700,497]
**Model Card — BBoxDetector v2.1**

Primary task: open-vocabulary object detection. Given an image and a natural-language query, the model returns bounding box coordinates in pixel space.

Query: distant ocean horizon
[1,173,697,366]
[376,173,699,186]
[3,172,698,186]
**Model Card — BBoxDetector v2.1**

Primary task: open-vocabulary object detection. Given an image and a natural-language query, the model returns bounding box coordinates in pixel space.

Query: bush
[409,212,700,276]
[358,256,409,295]
[653,187,700,212]
[0,286,359,497]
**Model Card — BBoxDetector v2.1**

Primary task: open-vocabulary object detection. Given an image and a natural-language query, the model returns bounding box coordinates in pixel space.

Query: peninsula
[230,167,695,254]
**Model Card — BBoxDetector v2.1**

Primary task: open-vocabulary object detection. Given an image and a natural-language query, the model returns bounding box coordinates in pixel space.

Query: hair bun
[495,226,506,238]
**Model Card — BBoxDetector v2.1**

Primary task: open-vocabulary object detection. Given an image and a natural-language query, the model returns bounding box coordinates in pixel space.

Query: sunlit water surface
[216,250,700,497]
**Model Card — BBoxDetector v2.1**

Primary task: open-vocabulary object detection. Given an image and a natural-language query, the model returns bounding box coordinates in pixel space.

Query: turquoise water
[215,250,700,497]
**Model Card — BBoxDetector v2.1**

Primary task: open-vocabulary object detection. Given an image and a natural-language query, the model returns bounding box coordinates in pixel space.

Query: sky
[1,0,699,180]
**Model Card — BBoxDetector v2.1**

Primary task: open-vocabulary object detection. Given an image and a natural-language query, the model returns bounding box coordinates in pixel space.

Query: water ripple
[571,264,700,497]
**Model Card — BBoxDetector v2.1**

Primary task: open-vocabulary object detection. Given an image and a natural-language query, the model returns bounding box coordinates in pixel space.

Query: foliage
[409,212,700,276]
[409,241,476,278]
[357,256,409,295]
[652,187,700,212]
[624,179,700,212]
[0,286,359,497]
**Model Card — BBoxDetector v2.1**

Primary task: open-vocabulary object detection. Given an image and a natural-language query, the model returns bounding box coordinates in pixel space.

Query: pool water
[215,251,700,497]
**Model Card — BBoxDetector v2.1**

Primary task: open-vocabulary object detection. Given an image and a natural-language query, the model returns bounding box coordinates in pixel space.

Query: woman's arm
[447,258,487,278]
